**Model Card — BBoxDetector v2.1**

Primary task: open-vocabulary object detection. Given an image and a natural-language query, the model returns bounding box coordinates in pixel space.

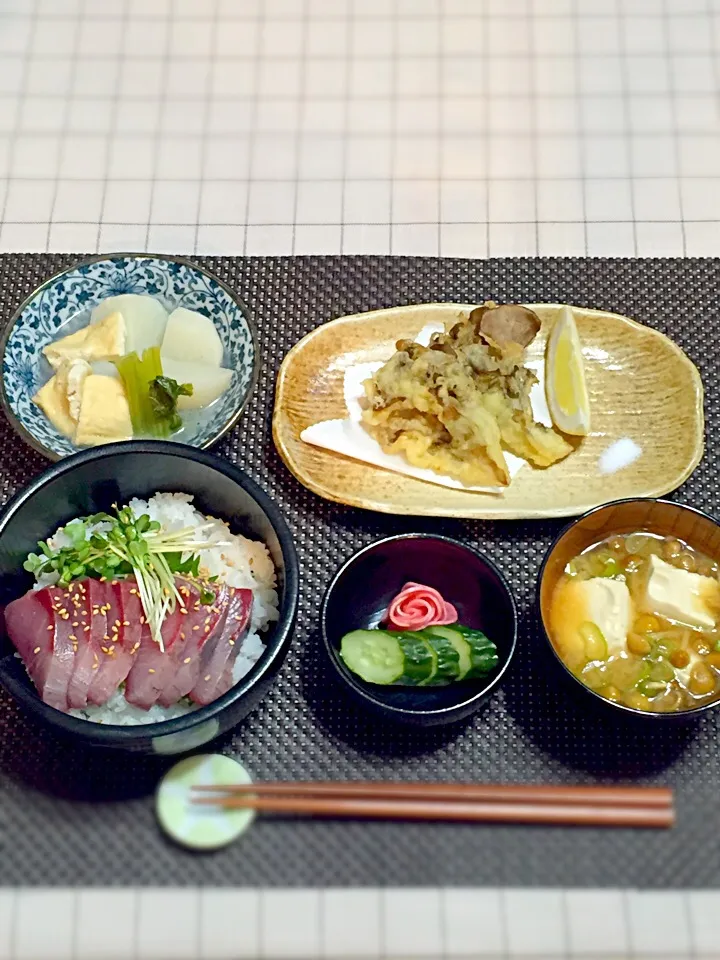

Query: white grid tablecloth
[1,0,720,958]
[0,0,719,259]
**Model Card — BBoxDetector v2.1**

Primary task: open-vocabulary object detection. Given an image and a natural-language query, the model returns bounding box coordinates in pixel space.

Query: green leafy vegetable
[24,506,228,650]
[148,376,193,435]
[199,584,215,605]
[115,348,193,438]
[115,346,163,436]
[165,551,201,577]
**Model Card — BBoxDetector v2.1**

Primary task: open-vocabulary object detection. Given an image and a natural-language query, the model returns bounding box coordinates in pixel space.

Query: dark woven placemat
[1,254,719,889]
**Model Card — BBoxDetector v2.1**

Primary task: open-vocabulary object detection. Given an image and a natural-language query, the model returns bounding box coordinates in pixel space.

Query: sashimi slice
[116,578,142,653]
[124,602,186,710]
[86,580,134,706]
[4,587,76,712]
[190,587,253,706]
[157,582,228,708]
[66,580,104,709]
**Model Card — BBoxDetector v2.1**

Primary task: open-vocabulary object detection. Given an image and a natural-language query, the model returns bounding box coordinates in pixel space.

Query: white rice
[34,492,279,726]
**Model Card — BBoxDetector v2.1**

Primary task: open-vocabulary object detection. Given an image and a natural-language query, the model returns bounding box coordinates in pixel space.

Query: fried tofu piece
[55,358,91,421]
[43,312,126,370]
[74,375,133,447]
[32,375,76,438]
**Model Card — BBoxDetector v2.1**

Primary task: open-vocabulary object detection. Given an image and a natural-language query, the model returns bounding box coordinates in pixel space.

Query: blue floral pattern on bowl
[1,254,258,459]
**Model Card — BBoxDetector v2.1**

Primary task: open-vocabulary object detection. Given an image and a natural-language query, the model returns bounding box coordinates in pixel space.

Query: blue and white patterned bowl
[0,253,258,460]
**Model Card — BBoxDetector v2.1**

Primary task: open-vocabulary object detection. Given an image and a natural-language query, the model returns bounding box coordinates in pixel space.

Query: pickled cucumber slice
[339,626,498,686]
[422,626,472,680]
[339,630,404,684]
[418,631,460,685]
[455,626,499,679]
[396,632,435,685]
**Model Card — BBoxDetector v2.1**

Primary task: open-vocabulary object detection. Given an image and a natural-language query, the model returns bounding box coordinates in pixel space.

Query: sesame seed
[84,626,90,632]
[92,663,98,670]
[229,639,235,646]
[183,657,191,664]
[193,625,199,631]
[140,616,146,624]
[103,634,110,641]
[47,624,53,631]
[111,580,118,586]
[99,576,106,582]
[33,646,40,654]
[180,632,185,640]
[148,669,155,674]
[81,610,87,616]
[114,620,121,627]
[101,646,109,654]
[130,588,138,595]
[123,621,130,626]
[72,621,79,627]
[204,674,211,681]
[205,626,210,633]
[69,634,77,641]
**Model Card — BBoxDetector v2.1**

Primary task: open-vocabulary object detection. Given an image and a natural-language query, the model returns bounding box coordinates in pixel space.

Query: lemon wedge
[545,305,590,436]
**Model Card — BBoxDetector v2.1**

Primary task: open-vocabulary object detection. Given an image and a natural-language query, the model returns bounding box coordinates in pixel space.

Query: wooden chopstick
[191,793,674,828]
[192,781,673,810]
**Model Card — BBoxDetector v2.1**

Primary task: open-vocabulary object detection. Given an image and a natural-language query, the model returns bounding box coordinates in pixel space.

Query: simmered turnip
[161,308,224,367]
[91,295,168,356]
[160,357,233,410]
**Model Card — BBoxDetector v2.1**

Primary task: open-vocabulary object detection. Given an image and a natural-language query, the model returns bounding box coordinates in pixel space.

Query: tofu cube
[643,554,720,629]
[550,576,633,668]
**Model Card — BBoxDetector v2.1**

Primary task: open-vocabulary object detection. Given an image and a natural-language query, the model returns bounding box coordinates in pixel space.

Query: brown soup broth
[549,531,720,712]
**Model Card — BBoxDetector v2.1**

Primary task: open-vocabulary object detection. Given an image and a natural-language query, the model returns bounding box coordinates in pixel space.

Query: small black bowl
[320,534,517,726]
[0,441,299,753]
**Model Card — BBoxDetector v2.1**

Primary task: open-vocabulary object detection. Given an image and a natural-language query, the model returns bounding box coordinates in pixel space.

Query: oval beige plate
[272,303,704,520]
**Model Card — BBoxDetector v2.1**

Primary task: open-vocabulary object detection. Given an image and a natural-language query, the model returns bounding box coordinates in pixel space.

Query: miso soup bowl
[0,442,299,753]
[538,498,720,722]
